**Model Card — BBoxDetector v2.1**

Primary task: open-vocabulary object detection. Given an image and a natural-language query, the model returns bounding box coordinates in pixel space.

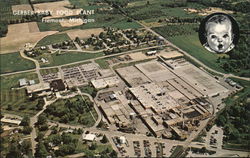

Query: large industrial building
[114,58,229,139]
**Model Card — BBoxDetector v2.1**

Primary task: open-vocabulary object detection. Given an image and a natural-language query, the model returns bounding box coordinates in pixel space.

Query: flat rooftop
[173,62,229,97]
[129,83,179,112]
[135,60,176,82]
[116,66,151,87]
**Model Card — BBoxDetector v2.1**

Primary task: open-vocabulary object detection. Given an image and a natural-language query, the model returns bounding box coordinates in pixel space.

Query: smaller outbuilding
[19,78,27,87]
[82,133,96,141]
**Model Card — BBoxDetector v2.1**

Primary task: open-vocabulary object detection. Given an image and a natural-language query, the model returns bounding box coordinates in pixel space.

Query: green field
[0,0,29,23]
[153,24,198,37]
[37,22,65,32]
[124,1,201,22]
[0,72,38,90]
[68,0,88,8]
[39,51,104,67]
[0,52,36,74]
[37,13,142,32]
[95,58,110,69]
[31,0,63,4]
[36,33,71,47]
[0,72,41,116]
[40,68,59,75]
[167,34,226,72]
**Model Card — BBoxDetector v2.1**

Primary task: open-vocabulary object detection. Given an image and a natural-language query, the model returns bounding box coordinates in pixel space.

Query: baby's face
[206,22,232,53]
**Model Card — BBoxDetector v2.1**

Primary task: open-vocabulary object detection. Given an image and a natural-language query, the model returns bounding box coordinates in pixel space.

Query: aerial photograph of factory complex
[0,0,249,157]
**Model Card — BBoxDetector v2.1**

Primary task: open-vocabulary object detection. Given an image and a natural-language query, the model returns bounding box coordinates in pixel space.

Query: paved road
[0,45,161,77]
[20,50,43,83]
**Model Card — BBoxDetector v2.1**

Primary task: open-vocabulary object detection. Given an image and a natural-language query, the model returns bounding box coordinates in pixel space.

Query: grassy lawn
[44,95,97,127]
[0,89,41,116]
[36,33,71,47]
[40,68,59,75]
[0,52,36,74]
[40,51,104,67]
[76,142,113,155]
[95,58,110,69]
[0,72,39,90]
[167,34,226,73]
[0,72,41,116]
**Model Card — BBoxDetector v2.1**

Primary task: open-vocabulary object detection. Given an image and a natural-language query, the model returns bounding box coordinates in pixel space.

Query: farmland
[0,0,32,37]
[38,51,104,67]
[152,24,198,37]
[37,12,141,32]
[0,22,57,53]
[123,1,201,22]
[0,52,36,74]
[36,33,71,47]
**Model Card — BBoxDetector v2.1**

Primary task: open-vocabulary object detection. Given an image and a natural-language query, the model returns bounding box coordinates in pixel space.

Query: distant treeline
[197,0,250,13]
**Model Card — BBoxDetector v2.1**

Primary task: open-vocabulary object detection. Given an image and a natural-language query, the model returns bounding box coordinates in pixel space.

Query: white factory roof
[91,76,120,89]
[26,83,50,93]
[83,134,96,141]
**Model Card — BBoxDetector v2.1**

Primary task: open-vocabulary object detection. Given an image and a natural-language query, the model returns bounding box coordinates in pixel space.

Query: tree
[57,143,76,156]
[6,141,22,158]
[22,126,33,134]
[37,114,47,125]
[36,98,44,110]
[20,115,30,126]
[51,134,62,146]
[89,142,97,150]
[110,150,118,158]
[20,140,31,154]
[7,104,12,110]
[35,141,48,158]
[101,135,108,144]
[62,133,73,144]
[200,147,206,153]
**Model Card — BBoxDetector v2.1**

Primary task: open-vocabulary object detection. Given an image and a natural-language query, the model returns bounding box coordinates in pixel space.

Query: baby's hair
[205,14,232,32]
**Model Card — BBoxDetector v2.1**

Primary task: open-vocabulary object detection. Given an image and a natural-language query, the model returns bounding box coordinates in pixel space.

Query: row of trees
[216,92,250,149]
[154,24,198,37]
[198,0,250,13]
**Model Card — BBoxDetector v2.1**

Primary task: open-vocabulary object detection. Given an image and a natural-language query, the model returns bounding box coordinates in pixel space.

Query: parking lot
[111,136,176,157]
